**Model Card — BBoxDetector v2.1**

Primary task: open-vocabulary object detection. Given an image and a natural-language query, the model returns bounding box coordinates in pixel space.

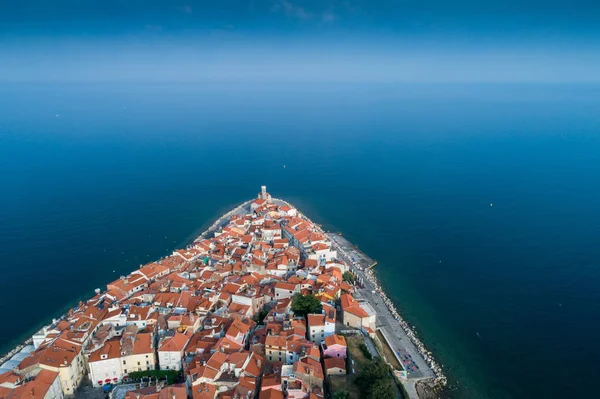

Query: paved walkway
[328,233,436,398]
[74,377,107,399]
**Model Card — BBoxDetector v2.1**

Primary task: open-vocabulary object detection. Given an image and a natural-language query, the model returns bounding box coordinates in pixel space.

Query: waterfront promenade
[327,233,438,396]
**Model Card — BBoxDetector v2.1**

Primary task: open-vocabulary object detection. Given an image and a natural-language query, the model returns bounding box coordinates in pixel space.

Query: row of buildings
[0,187,377,399]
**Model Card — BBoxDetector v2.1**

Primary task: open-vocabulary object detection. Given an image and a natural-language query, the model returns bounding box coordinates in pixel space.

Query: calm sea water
[1,82,599,398]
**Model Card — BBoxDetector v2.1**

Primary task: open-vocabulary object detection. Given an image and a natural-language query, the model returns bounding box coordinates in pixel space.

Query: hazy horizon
[1,0,599,83]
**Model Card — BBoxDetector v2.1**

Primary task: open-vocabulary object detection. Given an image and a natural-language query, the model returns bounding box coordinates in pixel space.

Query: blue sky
[1,0,599,82]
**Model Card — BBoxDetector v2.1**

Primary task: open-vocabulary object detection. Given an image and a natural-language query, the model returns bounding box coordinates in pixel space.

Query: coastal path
[327,233,437,384]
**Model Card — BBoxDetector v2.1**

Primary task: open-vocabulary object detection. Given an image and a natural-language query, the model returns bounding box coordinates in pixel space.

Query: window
[123,360,126,365]
[124,369,127,373]
[137,362,140,366]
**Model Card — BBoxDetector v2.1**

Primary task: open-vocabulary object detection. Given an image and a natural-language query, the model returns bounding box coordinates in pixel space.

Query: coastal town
[0,187,445,399]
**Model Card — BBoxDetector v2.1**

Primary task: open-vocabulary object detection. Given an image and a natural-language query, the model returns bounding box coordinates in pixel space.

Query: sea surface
[1,82,599,398]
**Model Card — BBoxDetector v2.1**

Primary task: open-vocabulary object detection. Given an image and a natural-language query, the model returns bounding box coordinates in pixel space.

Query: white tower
[261,185,267,199]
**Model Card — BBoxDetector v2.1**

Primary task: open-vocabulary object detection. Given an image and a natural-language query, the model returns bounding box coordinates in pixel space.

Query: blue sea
[1,82,599,398]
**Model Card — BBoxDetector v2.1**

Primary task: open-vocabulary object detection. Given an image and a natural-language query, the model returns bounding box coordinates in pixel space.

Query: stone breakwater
[364,265,448,387]
[196,200,253,241]
[0,338,33,366]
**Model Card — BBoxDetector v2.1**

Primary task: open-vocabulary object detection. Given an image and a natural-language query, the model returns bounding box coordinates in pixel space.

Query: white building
[274,282,298,300]
[158,332,190,371]
[88,341,123,388]
[87,327,156,388]
[307,313,335,345]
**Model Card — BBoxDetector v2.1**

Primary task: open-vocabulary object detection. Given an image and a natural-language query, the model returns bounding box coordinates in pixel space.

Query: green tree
[358,343,373,360]
[342,271,355,283]
[253,309,268,324]
[291,294,322,317]
[333,391,350,399]
[367,379,395,399]
[355,358,389,393]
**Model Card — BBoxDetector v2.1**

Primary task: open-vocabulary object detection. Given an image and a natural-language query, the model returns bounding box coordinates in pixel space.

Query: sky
[1,0,599,83]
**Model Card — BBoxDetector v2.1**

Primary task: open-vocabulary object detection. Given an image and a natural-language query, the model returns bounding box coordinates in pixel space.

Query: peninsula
[0,186,446,399]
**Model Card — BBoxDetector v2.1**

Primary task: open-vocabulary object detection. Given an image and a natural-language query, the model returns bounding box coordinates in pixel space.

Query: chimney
[30,388,35,398]
[63,356,68,365]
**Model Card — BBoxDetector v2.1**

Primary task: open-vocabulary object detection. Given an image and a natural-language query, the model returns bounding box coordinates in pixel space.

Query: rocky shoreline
[416,378,449,399]
[363,264,448,389]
